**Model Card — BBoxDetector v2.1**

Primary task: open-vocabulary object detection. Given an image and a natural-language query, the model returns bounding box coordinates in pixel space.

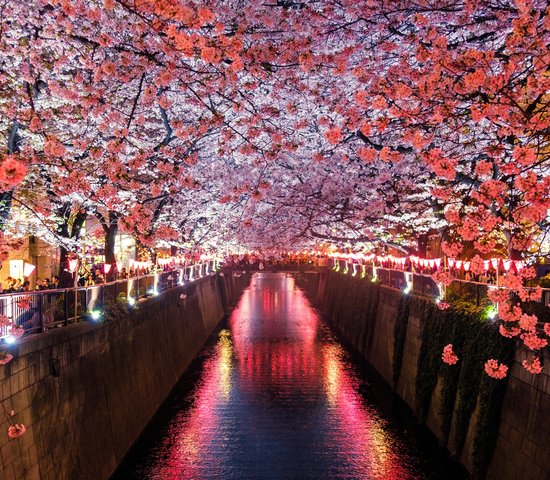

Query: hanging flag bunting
[448,258,456,268]
[491,258,499,270]
[463,261,471,272]
[104,263,112,274]
[434,258,441,268]
[483,260,490,271]
[455,260,463,270]
[503,260,513,272]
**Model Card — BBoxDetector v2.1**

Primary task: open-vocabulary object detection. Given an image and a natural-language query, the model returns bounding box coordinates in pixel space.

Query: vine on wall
[392,294,411,386]
[471,333,514,479]
[414,298,514,477]
[323,272,380,353]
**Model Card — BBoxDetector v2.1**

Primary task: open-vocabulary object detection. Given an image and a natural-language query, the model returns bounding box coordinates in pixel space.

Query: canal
[113,273,467,479]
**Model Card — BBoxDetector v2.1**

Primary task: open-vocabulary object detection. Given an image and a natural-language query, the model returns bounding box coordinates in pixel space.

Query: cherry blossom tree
[0,0,548,368]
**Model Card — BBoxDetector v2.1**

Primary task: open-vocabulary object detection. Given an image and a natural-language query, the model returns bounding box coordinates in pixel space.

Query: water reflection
[115,273,462,479]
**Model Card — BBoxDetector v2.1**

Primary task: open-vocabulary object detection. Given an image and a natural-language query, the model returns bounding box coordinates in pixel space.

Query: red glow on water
[144,274,416,479]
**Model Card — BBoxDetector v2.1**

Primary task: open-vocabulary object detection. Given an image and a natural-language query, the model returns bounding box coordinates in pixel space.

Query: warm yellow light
[218,329,233,399]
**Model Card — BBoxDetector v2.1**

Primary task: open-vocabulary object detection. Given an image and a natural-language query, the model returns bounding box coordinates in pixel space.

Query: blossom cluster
[441,344,459,365]
[484,359,509,380]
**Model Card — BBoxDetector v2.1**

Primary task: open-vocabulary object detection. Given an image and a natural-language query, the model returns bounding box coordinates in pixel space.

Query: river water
[113,273,466,479]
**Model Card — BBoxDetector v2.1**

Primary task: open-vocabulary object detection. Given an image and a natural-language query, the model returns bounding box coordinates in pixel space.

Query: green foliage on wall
[471,335,514,479]
[323,272,380,353]
[414,298,514,477]
[414,297,442,421]
[103,293,134,322]
[392,294,411,386]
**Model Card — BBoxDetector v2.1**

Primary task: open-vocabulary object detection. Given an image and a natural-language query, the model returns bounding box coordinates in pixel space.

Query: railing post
[39,293,45,332]
[64,290,69,326]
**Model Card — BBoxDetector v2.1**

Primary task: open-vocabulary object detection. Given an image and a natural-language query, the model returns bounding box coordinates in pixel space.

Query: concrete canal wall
[298,270,549,480]
[0,273,250,480]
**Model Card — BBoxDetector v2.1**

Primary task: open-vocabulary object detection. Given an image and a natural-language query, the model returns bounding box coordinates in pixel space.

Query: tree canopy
[0,0,548,258]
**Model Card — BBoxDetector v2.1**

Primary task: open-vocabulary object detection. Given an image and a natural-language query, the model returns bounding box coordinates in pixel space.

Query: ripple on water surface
[114,273,467,480]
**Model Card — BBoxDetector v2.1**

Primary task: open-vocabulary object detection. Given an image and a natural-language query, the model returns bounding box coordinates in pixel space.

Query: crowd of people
[2,276,60,293]
[0,262,189,294]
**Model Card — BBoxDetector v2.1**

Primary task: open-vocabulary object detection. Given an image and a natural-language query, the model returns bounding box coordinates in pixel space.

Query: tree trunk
[56,206,87,288]
[104,222,118,282]
[58,246,74,288]
[0,192,13,231]
[416,233,429,257]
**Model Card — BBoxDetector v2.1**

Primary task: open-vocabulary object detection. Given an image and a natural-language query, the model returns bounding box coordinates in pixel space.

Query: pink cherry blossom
[7,424,26,439]
[484,359,508,380]
[522,356,542,375]
[0,157,27,187]
[442,344,458,365]
[0,352,13,365]
[520,333,548,351]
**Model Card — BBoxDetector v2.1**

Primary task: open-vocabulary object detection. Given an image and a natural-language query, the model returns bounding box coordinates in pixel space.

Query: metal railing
[329,259,550,314]
[0,260,217,341]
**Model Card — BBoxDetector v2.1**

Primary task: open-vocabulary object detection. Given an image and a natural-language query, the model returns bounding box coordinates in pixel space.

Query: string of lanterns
[329,252,526,272]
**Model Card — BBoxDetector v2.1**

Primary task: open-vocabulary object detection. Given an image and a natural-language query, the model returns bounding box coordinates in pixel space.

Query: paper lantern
[68,259,78,273]
[23,263,36,277]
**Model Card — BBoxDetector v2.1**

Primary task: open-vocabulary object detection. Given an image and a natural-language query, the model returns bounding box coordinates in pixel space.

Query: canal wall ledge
[299,270,549,480]
[0,272,251,480]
